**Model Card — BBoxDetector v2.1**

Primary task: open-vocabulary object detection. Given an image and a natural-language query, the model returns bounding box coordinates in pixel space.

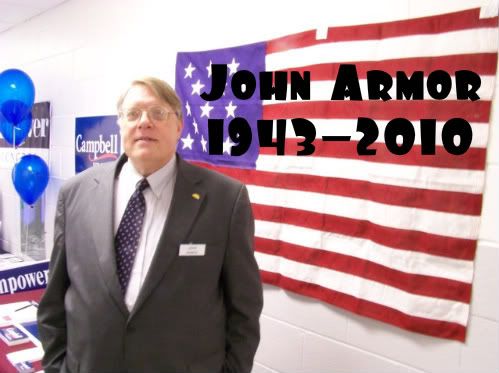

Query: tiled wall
[0,0,497,372]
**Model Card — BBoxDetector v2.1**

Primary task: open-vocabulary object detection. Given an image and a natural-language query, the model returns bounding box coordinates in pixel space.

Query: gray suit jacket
[37,155,263,373]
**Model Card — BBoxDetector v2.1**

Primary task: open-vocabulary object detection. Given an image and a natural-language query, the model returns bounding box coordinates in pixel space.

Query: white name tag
[179,243,206,256]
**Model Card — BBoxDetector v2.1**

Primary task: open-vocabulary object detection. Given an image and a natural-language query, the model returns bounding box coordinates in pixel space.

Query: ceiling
[0,0,68,34]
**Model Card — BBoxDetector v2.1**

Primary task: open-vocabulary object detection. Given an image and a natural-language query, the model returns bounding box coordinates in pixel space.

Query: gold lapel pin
[192,193,200,200]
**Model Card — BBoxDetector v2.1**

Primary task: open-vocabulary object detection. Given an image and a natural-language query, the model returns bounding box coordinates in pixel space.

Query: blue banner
[75,115,120,173]
[0,261,49,295]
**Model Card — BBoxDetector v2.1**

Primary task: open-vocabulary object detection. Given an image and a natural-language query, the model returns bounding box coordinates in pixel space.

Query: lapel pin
[192,193,200,200]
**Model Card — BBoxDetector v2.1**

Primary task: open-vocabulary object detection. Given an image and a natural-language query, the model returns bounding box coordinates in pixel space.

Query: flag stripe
[255,237,472,302]
[258,140,486,170]
[256,252,469,325]
[254,155,485,194]
[195,162,482,215]
[267,28,498,71]
[267,8,497,53]
[263,100,492,122]
[261,270,467,341]
[247,184,480,239]
[253,207,476,261]
[276,54,498,80]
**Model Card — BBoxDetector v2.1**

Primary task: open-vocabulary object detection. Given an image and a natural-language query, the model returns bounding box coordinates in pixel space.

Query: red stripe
[277,53,498,80]
[193,162,482,215]
[252,203,476,260]
[267,8,497,54]
[0,288,44,303]
[261,271,466,341]
[258,139,486,170]
[256,237,471,303]
[263,100,492,122]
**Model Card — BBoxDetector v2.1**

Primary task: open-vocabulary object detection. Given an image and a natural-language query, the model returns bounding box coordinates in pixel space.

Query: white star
[185,101,191,116]
[206,60,212,77]
[200,135,208,152]
[227,57,240,76]
[184,63,196,79]
[191,79,205,95]
[200,101,213,118]
[181,133,194,150]
[222,136,235,155]
[192,120,199,134]
[225,101,237,118]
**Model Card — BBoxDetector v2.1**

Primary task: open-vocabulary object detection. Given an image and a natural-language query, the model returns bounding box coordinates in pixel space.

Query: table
[0,289,44,373]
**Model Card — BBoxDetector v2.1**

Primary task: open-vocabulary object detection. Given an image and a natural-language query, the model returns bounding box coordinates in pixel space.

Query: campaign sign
[0,325,30,346]
[75,115,120,173]
[0,261,49,295]
[0,102,50,149]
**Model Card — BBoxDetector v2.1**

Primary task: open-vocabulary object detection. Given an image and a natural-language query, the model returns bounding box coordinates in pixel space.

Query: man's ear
[176,119,184,139]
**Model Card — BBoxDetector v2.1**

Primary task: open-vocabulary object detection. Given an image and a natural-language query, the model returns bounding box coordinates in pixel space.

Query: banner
[75,115,120,174]
[0,102,51,168]
[0,261,49,296]
[175,8,498,341]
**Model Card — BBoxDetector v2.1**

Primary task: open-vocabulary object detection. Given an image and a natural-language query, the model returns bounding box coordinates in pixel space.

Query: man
[37,77,263,373]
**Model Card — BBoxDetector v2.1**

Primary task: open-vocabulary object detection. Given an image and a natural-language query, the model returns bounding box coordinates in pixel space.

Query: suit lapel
[129,158,204,319]
[89,155,129,317]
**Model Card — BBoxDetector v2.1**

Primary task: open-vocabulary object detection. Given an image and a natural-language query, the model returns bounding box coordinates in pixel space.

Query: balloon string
[24,218,29,257]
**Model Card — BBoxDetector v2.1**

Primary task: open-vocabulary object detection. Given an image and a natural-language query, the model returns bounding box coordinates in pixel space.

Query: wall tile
[255,316,304,373]
[252,362,281,373]
[346,313,461,373]
[303,332,421,373]
[458,316,499,373]
[479,165,499,242]
[470,244,499,321]
[262,284,349,342]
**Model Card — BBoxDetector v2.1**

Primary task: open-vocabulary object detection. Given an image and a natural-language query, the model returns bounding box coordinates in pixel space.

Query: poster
[75,115,120,174]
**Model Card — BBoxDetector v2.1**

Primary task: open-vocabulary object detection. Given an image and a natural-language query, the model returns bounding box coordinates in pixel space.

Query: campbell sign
[75,115,120,173]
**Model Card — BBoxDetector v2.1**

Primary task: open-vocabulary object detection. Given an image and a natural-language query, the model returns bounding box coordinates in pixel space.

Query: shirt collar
[121,155,177,199]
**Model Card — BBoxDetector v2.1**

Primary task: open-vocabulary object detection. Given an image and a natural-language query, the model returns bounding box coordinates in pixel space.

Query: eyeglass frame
[118,106,180,125]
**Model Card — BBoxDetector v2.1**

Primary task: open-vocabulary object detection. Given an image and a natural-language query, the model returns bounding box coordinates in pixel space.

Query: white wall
[0,0,497,372]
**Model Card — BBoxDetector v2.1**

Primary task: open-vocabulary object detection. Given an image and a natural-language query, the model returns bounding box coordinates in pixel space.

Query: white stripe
[270,118,489,148]
[255,251,469,325]
[255,220,474,283]
[248,185,479,239]
[267,28,498,71]
[255,155,485,194]
[262,76,496,102]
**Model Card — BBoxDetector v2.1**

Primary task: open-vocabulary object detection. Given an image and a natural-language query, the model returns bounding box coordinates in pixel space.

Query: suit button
[126,324,135,333]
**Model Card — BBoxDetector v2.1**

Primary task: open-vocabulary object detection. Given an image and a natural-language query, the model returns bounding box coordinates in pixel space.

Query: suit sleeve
[37,186,70,373]
[222,185,263,373]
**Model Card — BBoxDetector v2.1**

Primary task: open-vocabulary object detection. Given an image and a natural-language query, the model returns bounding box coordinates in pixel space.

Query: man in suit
[37,77,263,373]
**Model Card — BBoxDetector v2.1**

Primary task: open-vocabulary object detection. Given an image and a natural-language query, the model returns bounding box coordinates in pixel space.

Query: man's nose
[137,110,152,127]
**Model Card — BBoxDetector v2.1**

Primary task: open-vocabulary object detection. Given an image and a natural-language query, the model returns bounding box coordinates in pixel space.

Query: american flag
[175,8,498,341]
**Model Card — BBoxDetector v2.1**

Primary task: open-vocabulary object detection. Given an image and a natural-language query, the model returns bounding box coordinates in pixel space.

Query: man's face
[119,84,183,175]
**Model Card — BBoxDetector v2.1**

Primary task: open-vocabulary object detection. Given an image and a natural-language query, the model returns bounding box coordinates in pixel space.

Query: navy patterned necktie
[115,178,149,294]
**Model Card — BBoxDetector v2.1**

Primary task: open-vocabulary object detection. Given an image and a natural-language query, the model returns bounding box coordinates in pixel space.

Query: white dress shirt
[114,155,177,311]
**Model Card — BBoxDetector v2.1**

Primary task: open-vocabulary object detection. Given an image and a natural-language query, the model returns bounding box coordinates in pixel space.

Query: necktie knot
[137,178,149,193]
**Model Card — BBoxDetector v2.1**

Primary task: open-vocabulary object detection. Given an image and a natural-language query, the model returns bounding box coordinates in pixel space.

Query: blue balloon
[0,111,32,146]
[12,154,49,205]
[0,69,35,125]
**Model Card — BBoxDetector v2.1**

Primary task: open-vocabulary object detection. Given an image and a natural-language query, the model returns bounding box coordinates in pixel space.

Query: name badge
[179,243,206,256]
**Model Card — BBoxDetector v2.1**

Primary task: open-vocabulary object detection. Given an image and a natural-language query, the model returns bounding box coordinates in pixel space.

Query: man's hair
[117,77,183,121]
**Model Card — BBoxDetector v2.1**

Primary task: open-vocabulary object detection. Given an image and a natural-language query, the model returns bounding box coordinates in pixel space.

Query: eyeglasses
[119,106,176,124]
